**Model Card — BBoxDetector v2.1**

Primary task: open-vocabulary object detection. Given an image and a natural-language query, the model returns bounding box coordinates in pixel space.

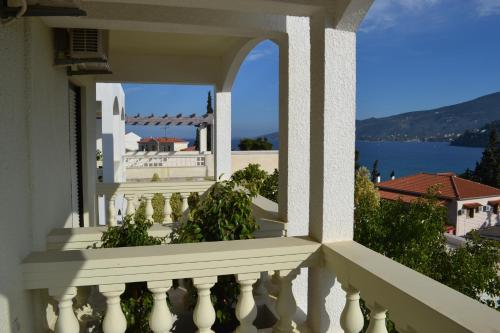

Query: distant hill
[451,120,500,147]
[357,92,500,142]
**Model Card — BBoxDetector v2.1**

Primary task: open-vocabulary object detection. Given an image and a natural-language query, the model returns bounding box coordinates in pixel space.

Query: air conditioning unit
[69,29,108,60]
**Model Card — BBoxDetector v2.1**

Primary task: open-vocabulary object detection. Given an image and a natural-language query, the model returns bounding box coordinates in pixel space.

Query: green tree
[232,164,279,202]
[96,149,103,161]
[354,174,500,311]
[371,160,380,183]
[238,137,273,151]
[471,129,500,188]
[206,91,214,114]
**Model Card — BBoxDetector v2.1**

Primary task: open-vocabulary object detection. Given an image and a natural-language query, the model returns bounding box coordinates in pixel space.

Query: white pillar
[147,280,174,333]
[99,284,127,333]
[273,269,300,333]
[144,194,154,222]
[193,277,217,333]
[214,91,231,180]
[308,15,357,333]
[199,126,208,153]
[235,273,259,333]
[49,287,79,333]
[278,16,311,313]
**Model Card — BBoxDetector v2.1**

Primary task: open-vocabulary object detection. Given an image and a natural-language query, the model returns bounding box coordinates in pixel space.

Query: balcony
[22,237,499,333]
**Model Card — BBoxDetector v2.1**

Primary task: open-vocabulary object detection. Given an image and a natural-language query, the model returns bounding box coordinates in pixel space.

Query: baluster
[193,277,217,333]
[49,287,79,333]
[125,194,136,217]
[107,195,117,227]
[366,304,388,333]
[253,271,268,298]
[147,280,173,333]
[236,273,259,333]
[340,285,364,333]
[163,194,173,224]
[181,194,189,212]
[99,284,127,333]
[145,194,154,222]
[273,269,299,333]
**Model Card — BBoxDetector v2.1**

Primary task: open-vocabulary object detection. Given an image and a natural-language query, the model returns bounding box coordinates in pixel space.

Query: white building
[1,1,499,333]
[124,132,141,152]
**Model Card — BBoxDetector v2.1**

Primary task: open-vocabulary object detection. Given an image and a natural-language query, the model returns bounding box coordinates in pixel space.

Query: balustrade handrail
[323,241,500,333]
[96,179,214,197]
[23,236,320,290]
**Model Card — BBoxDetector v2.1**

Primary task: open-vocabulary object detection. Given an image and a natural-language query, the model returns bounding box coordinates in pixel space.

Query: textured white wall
[215,91,232,180]
[96,83,126,182]
[308,15,357,333]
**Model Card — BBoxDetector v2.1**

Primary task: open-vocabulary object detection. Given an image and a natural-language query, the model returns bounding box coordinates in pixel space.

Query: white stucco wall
[455,197,500,236]
[0,19,80,332]
[96,83,126,182]
[231,151,279,174]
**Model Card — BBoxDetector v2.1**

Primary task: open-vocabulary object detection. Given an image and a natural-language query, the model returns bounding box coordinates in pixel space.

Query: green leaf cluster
[354,168,500,313]
[232,163,279,202]
[170,180,259,330]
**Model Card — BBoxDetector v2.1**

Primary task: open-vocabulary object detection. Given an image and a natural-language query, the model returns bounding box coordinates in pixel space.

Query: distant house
[125,132,141,151]
[378,173,500,236]
[138,137,189,152]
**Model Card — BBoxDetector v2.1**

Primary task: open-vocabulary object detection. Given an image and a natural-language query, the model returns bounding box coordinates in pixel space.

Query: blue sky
[124,0,500,139]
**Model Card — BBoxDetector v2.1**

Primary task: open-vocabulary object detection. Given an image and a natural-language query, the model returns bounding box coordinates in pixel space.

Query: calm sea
[356,141,484,180]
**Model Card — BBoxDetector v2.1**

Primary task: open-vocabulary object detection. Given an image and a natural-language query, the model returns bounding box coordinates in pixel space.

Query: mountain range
[356,92,500,142]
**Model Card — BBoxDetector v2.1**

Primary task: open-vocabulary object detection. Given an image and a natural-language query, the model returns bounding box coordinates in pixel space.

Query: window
[468,209,474,218]
[494,204,499,215]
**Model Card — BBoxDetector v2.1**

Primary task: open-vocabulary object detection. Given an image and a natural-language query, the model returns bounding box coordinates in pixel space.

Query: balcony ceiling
[110,30,245,57]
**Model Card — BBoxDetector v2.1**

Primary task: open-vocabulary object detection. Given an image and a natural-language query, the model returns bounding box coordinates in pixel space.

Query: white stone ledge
[323,241,500,333]
[23,237,320,290]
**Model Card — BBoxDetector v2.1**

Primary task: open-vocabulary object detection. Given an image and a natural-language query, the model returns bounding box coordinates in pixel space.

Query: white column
[124,194,136,217]
[181,194,189,213]
[366,304,388,333]
[235,273,259,333]
[193,277,217,333]
[199,125,208,153]
[163,194,173,224]
[99,284,127,333]
[278,16,312,314]
[144,194,154,222]
[49,287,79,333]
[107,195,117,226]
[214,91,231,180]
[340,286,364,333]
[273,269,299,333]
[147,280,174,333]
[308,15,358,333]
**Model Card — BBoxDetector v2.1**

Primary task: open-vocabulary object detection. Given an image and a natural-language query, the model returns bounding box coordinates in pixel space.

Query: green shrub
[100,215,165,332]
[134,193,165,224]
[170,180,259,330]
[151,173,161,182]
[232,164,279,203]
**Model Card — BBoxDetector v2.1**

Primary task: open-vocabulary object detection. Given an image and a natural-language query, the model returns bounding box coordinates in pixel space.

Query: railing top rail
[96,180,215,196]
[23,236,320,290]
[323,241,500,333]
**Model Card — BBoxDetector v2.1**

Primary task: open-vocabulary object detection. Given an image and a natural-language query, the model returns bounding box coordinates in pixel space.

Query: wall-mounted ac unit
[69,29,108,60]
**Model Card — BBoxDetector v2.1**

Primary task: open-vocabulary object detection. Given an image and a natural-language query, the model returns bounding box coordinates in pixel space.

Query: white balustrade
[107,195,117,227]
[366,304,388,333]
[99,284,127,333]
[273,269,299,333]
[163,194,173,224]
[147,280,173,333]
[236,273,259,333]
[144,194,154,221]
[181,194,189,213]
[49,287,79,333]
[124,194,136,217]
[193,277,217,333]
[340,285,364,333]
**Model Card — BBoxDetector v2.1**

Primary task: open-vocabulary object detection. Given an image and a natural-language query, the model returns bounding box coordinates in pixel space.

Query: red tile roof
[462,202,482,209]
[378,173,500,201]
[138,137,188,144]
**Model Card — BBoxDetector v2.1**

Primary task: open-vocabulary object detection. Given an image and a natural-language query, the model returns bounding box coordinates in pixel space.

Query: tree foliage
[354,170,500,312]
[238,137,273,151]
[231,164,279,202]
[461,129,500,188]
[170,180,259,330]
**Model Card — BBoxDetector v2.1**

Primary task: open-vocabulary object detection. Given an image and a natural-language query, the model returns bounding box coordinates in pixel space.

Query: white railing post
[49,287,79,333]
[147,280,173,333]
[99,284,127,333]
[125,194,136,218]
[236,273,260,333]
[366,304,388,333]
[273,269,299,333]
[181,194,189,213]
[340,285,364,333]
[193,277,217,333]
[163,194,173,224]
[107,195,117,226]
[144,194,154,222]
